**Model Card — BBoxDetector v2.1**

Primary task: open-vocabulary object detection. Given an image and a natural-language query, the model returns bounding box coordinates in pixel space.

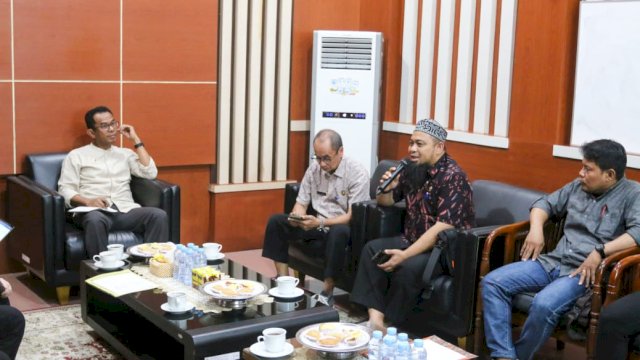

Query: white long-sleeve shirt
[58,143,158,213]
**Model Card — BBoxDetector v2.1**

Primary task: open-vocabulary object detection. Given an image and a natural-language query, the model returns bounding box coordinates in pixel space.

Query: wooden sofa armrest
[604,251,640,304]
[478,220,531,279]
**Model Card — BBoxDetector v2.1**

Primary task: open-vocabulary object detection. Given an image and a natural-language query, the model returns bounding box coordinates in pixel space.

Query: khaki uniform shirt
[296,156,370,221]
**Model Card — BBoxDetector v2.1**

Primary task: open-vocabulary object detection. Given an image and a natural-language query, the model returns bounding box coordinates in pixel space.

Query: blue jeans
[481,260,586,360]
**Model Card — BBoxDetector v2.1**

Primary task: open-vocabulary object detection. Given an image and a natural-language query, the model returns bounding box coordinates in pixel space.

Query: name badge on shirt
[316,191,327,196]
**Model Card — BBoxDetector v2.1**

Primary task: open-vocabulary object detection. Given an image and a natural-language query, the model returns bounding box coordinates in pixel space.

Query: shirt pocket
[594,210,622,241]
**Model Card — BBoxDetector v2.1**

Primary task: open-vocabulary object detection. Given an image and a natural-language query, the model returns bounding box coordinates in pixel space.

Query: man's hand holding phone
[288,213,306,222]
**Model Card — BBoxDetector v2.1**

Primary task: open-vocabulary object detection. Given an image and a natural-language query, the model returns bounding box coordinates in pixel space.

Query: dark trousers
[0,299,25,360]
[350,236,438,324]
[595,291,640,360]
[261,213,350,280]
[75,207,169,257]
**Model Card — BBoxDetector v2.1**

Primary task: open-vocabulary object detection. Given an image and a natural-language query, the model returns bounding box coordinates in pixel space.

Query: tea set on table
[92,243,129,270]
[92,242,365,357]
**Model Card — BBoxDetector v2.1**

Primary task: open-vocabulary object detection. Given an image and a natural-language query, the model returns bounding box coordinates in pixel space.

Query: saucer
[206,252,225,261]
[268,287,304,299]
[94,260,125,270]
[161,302,194,314]
[249,341,294,358]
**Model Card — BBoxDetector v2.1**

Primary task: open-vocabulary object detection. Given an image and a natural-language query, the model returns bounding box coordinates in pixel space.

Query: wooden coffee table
[80,257,339,360]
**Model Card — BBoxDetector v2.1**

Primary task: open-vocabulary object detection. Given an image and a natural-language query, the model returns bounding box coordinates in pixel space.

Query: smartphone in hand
[288,213,305,222]
[371,249,391,265]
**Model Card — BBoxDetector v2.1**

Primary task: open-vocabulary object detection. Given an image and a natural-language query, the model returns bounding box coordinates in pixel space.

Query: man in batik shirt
[350,119,475,331]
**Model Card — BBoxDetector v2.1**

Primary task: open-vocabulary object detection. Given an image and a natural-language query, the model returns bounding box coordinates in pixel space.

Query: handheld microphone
[376,159,409,195]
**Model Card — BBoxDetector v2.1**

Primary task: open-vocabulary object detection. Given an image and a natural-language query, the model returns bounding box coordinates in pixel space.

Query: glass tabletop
[88,255,323,333]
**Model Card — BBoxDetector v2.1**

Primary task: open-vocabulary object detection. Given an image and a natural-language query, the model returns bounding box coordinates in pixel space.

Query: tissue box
[192,266,222,288]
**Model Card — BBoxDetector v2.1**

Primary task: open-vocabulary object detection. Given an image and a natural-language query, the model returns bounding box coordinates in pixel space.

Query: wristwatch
[594,243,606,258]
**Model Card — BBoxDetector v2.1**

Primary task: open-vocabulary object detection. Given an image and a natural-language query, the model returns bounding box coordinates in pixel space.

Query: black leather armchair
[5,152,180,304]
[284,160,398,293]
[351,179,544,349]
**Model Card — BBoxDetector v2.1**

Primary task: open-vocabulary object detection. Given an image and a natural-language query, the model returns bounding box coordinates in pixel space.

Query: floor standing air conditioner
[310,30,384,175]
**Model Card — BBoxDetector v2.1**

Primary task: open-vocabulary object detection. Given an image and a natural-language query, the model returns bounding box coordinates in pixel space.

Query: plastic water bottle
[368,330,383,360]
[382,327,398,359]
[172,245,185,281]
[197,248,207,267]
[396,333,411,360]
[396,341,411,360]
[380,336,396,360]
[411,339,427,360]
[181,248,193,285]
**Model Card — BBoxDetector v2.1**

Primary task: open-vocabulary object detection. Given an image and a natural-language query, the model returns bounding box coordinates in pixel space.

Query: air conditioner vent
[321,37,372,70]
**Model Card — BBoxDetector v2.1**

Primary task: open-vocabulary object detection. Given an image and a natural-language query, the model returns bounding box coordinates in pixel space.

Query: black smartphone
[371,249,391,264]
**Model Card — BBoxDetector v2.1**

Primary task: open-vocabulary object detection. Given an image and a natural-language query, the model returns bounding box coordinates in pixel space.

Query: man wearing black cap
[350,119,475,331]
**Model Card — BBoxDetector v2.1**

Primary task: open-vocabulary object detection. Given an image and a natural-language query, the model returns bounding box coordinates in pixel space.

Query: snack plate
[201,279,266,300]
[295,322,371,353]
[127,242,176,258]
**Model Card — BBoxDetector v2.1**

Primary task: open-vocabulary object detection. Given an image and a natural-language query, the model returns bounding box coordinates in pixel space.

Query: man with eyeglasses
[58,106,168,257]
[262,129,370,306]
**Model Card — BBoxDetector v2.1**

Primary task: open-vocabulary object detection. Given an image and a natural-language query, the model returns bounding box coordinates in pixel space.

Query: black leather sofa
[351,178,545,349]
[5,152,180,304]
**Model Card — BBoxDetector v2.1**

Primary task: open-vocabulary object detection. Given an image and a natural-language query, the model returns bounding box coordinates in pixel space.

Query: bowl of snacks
[296,322,371,358]
[201,279,266,309]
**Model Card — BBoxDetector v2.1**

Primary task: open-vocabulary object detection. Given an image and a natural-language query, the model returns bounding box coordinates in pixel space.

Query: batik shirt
[393,154,475,244]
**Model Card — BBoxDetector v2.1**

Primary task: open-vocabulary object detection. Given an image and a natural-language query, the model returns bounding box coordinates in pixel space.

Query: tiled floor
[2,249,587,359]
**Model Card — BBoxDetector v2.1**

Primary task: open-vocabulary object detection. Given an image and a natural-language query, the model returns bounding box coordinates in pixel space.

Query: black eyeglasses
[95,121,120,131]
[311,154,335,163]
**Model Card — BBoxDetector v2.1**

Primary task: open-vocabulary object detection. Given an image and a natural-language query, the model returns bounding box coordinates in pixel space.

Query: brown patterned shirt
[393,154,475,244]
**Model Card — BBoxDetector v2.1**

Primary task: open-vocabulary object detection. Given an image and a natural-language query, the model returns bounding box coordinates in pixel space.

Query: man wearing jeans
[481,139,640,360]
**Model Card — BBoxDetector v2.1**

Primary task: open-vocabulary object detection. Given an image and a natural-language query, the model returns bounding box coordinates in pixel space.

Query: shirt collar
[326,157,347,178]
[427,153,448,179]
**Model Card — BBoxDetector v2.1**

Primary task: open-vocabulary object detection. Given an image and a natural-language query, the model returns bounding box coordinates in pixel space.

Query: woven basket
[149,259,173,278]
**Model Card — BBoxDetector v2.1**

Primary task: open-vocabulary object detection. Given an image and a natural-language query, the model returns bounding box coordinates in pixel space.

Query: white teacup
[276,301,300,313]
[257,327,286,353]
[107,244,124,259]
[202,242,223,258]
[167,291,187,311]
[276,276,299,296]
[93,250,120,267]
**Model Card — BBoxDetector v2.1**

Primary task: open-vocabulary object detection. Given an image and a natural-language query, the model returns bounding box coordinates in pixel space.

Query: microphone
[376,159,409,195]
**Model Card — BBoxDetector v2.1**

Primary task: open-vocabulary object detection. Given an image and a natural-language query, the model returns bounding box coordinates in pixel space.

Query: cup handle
[216,244,222,252]
[293,278,300,286]
[93,255,100,262]
[257,335,265,343]
[295,302,300,308]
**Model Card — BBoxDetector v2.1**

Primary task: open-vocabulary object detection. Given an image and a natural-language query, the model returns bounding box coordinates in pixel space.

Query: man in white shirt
[58,106,169,257]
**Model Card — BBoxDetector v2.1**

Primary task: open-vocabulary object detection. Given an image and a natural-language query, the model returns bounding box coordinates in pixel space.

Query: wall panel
[0,84,12,174]
[123,84,216,166]
[508,0,578,143]
[13,0,119,80]
[123,0,218,81]
[157,166,211,244]
[209,190,285,251]
[0,0,11,79]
